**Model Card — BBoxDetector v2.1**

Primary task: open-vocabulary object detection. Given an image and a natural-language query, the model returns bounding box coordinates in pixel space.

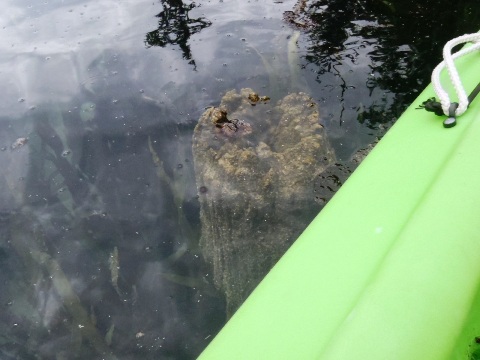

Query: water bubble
[61,149,71,156]
[177,163,183,169]
[11,137,27,150]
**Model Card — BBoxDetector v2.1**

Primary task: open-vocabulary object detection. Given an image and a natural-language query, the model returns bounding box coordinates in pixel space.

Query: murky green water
[0,0,478,358]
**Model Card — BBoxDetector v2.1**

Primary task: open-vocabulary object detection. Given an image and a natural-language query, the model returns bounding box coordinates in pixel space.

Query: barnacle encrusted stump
[192,88,335,317]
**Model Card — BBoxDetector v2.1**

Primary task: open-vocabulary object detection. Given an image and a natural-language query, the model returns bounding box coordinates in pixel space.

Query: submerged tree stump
[192,88,335,317]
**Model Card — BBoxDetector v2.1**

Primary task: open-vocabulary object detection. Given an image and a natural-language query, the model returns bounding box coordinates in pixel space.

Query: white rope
[431,33,480,117]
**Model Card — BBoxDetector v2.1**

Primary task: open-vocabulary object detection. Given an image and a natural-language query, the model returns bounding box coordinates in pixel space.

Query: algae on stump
[193,88,335,317]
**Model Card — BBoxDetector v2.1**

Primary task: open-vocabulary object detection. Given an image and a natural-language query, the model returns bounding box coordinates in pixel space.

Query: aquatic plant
[193,88,335,316]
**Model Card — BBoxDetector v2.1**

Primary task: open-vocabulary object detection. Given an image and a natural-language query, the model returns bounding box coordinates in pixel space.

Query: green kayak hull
[198,44,480,359]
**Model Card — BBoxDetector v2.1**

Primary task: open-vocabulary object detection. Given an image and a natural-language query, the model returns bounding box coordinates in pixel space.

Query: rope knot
[417,97,444,116]
[419,33,480,127]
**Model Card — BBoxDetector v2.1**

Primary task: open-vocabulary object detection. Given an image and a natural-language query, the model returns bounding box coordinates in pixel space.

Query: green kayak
[199,37,480,359]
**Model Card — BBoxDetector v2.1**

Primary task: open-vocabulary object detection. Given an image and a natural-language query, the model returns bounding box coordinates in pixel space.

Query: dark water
[0,0,478,359]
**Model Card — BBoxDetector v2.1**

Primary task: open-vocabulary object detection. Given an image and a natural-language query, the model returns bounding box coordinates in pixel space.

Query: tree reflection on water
[285,0,479,130]
[145,0,212,69]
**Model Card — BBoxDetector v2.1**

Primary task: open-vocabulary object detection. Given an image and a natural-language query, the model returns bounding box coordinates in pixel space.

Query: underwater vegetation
[0,92,223,359]
[192,88,335,316]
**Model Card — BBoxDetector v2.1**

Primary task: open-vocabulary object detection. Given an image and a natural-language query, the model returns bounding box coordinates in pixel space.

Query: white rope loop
[431,33,480,117]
